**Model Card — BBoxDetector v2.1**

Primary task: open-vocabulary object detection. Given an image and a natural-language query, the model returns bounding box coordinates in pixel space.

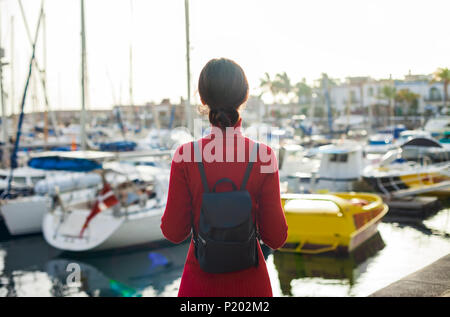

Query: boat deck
[390,180,450,198]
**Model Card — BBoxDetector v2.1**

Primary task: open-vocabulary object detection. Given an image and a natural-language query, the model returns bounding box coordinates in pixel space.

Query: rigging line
[128,0,140,131]
[4,1,44,197]
[17,0,59,139]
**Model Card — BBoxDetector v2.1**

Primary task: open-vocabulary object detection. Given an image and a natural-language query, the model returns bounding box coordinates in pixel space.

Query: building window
[368,87,374,97]
[350,91,357,103]
[429,87,442,102]
[330,153,348,163]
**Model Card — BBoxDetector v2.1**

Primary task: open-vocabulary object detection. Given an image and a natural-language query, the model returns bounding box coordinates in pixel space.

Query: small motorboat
[279,192,388,254]
[362,148,450,197]
[364,133,395,155]
[280,142,365,193]
[395,130,432,147]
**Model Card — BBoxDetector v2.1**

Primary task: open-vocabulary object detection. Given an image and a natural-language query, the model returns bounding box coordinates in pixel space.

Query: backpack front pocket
[196,231,258,273]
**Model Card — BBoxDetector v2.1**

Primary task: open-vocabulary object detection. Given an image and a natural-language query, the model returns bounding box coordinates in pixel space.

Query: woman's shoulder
[242,136,274,154]
[172,141,195,164]
[243,137,278,173]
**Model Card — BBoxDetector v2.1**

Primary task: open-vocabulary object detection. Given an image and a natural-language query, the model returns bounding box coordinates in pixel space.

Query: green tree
[259,72,279,103]
[432,67,450,110]
[395,89,420,116]
[378,85,396,117]
[294,78,312,105]
[273,72,292,103]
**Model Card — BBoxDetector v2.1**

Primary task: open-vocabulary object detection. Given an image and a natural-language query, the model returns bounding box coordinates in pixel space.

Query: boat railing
[375,170,450,198]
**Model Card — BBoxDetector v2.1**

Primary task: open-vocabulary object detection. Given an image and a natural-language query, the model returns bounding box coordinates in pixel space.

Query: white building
[329,74,446,114]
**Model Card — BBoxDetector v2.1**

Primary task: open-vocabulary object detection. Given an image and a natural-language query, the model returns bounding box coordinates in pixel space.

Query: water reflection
[273,232,385,296]
[0,208,449,297]
[0,235,188,297]
[45,242,189,297]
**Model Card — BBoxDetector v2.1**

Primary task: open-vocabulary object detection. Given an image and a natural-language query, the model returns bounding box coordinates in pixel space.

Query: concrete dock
[370,254,450,297]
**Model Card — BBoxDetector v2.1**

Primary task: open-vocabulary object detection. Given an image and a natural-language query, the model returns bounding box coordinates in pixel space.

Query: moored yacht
[41,153,169,252]
[280,142,365,193]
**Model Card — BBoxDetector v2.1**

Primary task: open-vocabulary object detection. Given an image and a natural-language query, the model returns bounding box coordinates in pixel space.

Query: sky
[0,0,449,113]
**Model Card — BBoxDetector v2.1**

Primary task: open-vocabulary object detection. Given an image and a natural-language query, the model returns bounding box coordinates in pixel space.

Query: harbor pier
[369,254,450,297]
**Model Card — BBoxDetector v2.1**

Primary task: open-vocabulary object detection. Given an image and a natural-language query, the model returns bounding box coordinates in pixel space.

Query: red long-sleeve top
[160,119,288,297]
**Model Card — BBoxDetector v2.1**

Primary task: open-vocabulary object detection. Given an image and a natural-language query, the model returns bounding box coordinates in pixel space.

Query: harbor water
[1,205,449,297]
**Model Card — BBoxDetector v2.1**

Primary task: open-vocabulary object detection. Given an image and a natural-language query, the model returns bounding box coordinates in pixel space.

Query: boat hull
[1,196,50,235]
[279,193,388,254]
[42,207,165,252]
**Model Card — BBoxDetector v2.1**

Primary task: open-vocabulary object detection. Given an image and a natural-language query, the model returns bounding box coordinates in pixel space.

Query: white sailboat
[0,151,109,235]
[42,160,169,252]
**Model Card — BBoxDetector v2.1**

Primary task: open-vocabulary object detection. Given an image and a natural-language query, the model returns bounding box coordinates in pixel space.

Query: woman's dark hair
[198,58,249,129]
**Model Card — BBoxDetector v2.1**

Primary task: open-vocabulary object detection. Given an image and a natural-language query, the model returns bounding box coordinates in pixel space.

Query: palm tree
[260,72,292,103]
[294,78,312,105]
[432,67,450,111]
[395,89,420,116]
[379,85,396,121]
[259,72,279,103]
[274,72,292,101]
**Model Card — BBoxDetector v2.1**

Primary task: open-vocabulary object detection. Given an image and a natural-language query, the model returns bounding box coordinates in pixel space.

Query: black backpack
[192,140,260,273]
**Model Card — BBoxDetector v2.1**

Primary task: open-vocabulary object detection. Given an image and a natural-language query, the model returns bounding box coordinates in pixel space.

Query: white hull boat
[42,160,170,252]
[1,172,102,236]
[280,142,365,193]
[42,202,165,252]
[1,195,51,235]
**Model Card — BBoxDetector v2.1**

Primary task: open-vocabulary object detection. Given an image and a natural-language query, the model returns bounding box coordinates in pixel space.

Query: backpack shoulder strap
[193,140,209,193]
[240,142,259,190]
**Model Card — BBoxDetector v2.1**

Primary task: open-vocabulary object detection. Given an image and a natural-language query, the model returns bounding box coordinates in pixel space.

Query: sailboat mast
[129,0,139,130]
[322,74,333,136]
[10,16,14,119]
[80,0,87,151]
[129,41,133,110]
[184,0,192,132]
[42,11,48,142]
[18,0,59,140]
[0,7,10,168]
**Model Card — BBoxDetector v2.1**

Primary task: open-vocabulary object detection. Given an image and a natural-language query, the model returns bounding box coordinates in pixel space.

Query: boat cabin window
[330,153,348,163]
[13,177,27,184]
[31,176,46,184]
[0,175,7,180]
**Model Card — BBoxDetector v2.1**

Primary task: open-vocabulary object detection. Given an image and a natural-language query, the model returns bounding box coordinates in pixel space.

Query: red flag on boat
[79,183,119,237]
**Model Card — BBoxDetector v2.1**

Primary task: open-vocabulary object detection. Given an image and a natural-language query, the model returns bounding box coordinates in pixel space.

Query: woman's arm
[160,144,193,244]
[256,147,288,250]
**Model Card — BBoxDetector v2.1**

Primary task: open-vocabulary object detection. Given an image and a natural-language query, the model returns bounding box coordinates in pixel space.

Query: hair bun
[209,108,239,129]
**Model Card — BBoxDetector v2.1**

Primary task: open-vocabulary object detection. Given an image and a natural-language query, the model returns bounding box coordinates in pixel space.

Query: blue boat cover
[99,141,137,152]
[28,156,102,172]
[369,139,391,145]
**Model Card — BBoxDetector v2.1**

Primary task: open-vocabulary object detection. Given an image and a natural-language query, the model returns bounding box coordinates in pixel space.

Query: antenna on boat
[80,0,87,151]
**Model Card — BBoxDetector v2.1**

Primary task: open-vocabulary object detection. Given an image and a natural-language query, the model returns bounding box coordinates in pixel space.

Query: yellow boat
[280,192,388,254]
